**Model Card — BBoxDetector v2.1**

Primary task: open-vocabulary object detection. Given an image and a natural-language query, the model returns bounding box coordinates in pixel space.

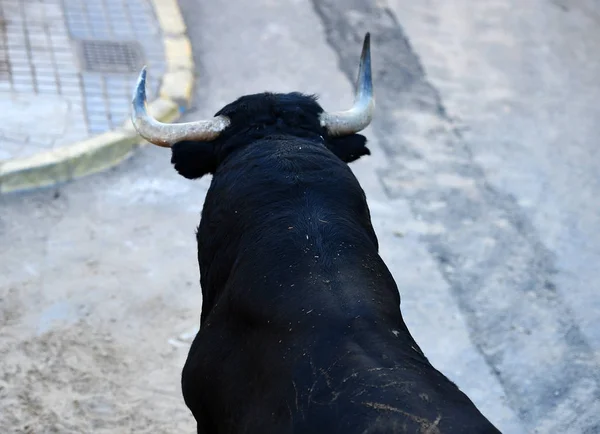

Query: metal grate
[0,15,10,80]
[76,40,145,73]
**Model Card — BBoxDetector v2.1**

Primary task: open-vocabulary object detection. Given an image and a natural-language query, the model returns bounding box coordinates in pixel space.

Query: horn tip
[138,65,148,84]
[132,66,148,103]
[360,32,371,63]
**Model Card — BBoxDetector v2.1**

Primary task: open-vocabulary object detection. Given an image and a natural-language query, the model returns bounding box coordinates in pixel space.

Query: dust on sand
[0,319,195,433]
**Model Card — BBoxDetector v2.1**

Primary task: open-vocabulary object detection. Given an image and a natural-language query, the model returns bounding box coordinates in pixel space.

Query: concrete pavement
[380,1,600,431]
[1,0,599,432]
[0,0,194,193]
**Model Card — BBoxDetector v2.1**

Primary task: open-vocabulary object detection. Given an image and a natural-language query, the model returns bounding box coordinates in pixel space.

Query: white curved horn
[131,67,230,147]
[320,33,375,136]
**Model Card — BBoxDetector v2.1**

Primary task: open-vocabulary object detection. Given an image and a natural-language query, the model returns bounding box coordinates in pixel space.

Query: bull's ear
[325,134,371,163]
[171,141,218,179]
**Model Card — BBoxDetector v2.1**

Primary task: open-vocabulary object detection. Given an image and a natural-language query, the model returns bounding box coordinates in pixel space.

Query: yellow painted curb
[0,0,195,194]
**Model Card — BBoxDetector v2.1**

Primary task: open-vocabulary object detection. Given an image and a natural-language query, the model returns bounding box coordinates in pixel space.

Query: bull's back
[183,317,499,433]
[287,326,501,434]
[185,140,499,432]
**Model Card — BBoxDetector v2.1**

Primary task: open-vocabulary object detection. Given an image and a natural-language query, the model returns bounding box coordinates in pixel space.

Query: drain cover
[76,40,145,73]
[0,16,10,80]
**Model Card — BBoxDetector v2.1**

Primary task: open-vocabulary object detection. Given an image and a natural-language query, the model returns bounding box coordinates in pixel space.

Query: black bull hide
[166,91,501,434]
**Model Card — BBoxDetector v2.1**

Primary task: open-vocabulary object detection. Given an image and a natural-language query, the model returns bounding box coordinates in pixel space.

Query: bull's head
[132,33,373,142]
[131,33,375,179]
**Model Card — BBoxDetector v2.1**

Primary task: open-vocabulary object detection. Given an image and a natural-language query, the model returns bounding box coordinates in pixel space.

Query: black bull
[132,34,501,434]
